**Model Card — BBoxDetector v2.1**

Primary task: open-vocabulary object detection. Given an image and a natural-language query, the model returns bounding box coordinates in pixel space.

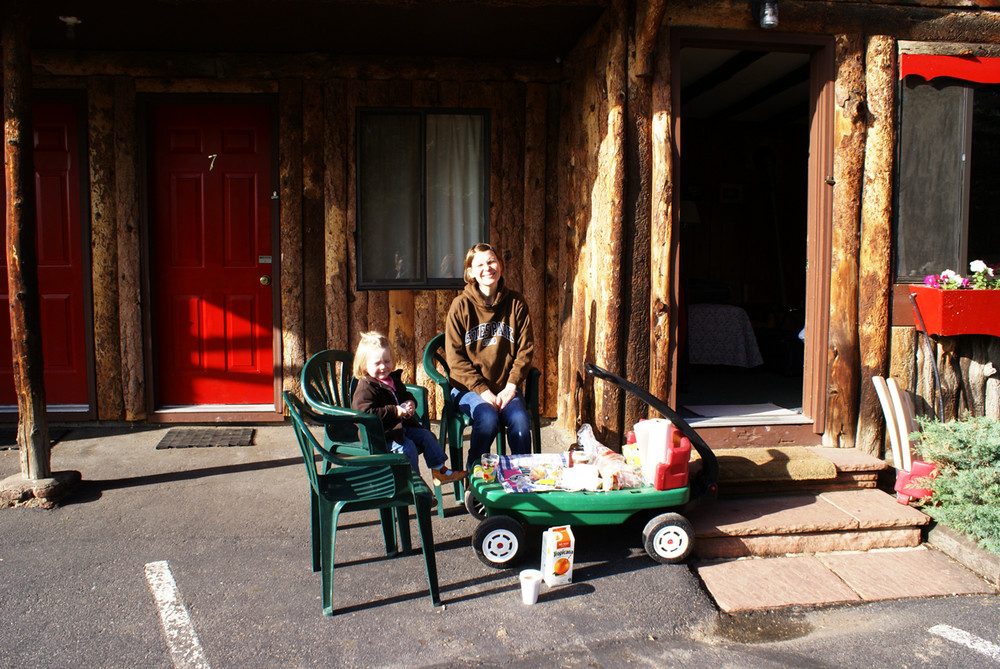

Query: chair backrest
[302,349,354,411]
[422,333,451,390]
[872,376,903,469]
[887,377,917,471]
[286,392,325,494]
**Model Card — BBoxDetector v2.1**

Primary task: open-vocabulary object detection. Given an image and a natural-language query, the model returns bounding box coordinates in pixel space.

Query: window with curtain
[357,109,489,288]
[895,52,1000,282]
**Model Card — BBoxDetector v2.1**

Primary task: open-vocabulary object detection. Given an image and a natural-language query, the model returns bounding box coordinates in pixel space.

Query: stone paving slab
[690,488,929,539]
[690,494,860,537]
[696,556,861,612]
[695,527,922,559]
[818,547,995,600]
[696,547,996,613]
[819,488,931,529]
[807,446,889,472]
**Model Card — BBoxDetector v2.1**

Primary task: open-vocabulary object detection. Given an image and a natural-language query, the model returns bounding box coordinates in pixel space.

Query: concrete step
[717,446,889,497]
[688,488,931,559]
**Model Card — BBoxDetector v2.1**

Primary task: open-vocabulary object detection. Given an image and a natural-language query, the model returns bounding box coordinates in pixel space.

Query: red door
[0,102,90,408]
[150,105,275,406]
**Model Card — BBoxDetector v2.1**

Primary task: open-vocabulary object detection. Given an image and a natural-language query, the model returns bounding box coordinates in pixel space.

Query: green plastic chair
[421,333,542,505]
[285,392,441,615]
[301,349,442,543]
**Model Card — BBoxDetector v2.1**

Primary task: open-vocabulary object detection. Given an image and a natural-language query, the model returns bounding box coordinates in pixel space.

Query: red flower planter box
[910,285,1000,337]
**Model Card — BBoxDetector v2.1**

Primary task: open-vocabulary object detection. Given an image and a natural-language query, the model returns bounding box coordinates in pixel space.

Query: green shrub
[913,416,1000,555]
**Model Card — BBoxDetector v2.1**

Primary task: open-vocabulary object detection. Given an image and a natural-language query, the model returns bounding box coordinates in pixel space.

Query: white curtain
[426,115,486,279]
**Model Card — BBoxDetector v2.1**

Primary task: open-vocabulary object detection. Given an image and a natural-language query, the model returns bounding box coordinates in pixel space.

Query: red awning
[900,53,1000,84]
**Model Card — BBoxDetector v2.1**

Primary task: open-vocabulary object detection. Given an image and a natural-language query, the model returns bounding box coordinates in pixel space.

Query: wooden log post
[114,75,145,420]
[323,79,350,352]
[649,29,675,408]
[3,8,50,480]
[592,0,628,444]
[987,338,1000,419]
[824,34,866,448]
[624,0,667,429]
[279,79,305,396]
[302,81,326,357]
[938,337,961,420]
[855,35,896,457]
[523,82,547,413]
[88,76,125,420]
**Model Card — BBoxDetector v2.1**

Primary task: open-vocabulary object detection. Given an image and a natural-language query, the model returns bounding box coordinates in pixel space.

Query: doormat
[711,446,837,483]
[0,428,69,451]
[155,427,256,450]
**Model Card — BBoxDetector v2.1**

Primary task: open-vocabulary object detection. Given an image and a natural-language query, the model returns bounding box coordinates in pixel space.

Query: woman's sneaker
[432,467,468,485]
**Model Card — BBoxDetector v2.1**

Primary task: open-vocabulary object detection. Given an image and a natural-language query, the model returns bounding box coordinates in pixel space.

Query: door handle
[259,275,271,286]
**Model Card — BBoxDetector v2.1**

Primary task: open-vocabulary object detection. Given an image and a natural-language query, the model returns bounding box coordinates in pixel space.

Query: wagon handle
[585,363,719,499]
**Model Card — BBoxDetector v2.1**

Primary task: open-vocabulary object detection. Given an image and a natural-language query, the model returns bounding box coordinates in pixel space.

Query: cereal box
[540,525,575,587]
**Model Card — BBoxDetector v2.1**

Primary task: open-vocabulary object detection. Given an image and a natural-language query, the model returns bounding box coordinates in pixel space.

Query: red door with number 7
[150,105,275,406]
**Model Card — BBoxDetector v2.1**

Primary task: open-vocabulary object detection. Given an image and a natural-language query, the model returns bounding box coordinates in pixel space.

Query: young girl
[352,331,467,485]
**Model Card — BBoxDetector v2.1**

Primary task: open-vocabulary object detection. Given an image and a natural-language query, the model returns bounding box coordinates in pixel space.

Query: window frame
[355,106,491,290]
[893,46,1000,284]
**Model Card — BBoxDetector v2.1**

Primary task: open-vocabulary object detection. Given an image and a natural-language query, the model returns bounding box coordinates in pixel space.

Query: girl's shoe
[432,467,468,485]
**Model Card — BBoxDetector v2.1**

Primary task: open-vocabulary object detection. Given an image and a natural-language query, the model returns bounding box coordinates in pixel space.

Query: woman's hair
[353,331,391,379]
[463,242,503,285]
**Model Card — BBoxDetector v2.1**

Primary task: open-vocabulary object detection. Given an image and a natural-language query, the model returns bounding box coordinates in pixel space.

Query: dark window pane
[896,79,969,281]
[358,113,421,282]
[969,84,1000,268]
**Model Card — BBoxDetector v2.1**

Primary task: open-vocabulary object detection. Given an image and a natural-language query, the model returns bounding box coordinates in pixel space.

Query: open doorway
[675,42,819,428]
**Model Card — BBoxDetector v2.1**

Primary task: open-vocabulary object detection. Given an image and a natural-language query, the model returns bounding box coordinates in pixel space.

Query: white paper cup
[519,569,543,605]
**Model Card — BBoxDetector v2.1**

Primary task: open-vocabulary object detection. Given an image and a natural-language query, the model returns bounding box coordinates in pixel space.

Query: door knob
[259,275,271,286]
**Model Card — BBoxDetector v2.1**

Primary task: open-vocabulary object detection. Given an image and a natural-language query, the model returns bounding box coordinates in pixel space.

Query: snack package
[593,445,644,490]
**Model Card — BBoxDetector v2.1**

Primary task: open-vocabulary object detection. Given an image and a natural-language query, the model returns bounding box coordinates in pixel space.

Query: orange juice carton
[541,525,575,587]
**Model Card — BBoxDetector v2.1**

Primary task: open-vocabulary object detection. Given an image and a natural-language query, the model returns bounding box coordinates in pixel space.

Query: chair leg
[497,431,506,456]
[413,496,442,608]
[449,419,466,502]
[395,506,413,555]
[379,508,398,557]
[434,480,445,518]
[321,507,340,616]
[311,491,321,572]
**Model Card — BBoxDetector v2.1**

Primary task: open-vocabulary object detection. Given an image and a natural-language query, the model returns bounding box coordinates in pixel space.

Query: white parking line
[930,624,1000,662]
[144,561,211,669]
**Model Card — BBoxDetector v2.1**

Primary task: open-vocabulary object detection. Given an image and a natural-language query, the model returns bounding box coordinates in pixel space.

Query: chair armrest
[300,400,395,457]
[320,449,411,469]
[405,383,431,431]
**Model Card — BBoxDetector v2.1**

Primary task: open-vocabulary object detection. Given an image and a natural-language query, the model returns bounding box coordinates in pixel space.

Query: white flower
[970,259,993,277]
[940,269,961,282]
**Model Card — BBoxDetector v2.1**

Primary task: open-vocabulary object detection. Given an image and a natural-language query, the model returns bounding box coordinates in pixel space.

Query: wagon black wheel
[642,513,694,564]
[464,488,487,520]
[472,515,526,568]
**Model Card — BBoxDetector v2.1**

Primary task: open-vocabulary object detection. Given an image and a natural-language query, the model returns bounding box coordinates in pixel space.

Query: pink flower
[924,274,940,288]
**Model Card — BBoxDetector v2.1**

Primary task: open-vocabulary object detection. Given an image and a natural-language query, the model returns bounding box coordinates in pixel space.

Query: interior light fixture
[58,16,82,40]
[752,1,779,30]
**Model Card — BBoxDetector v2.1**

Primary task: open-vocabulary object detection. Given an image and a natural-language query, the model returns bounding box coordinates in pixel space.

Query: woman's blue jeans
[451,388,532,470]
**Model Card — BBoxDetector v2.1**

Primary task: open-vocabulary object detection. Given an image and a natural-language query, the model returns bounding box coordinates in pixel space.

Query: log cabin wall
[27,51,564,422]
[6,1,1000,454]
[552,1,1000,453]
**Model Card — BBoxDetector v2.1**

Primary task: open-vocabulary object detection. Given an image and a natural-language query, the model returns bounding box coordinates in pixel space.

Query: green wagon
[468,363,719,568]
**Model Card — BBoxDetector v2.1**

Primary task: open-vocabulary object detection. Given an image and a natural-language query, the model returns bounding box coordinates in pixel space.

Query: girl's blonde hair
[353,331,392,379]
[463,242,502,285]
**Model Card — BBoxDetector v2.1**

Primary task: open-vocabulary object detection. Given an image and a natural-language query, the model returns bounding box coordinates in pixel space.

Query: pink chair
[872,376,936,504]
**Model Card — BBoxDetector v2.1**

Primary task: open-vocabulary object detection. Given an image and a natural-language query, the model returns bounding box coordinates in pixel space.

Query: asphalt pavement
[1,422,997,668]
